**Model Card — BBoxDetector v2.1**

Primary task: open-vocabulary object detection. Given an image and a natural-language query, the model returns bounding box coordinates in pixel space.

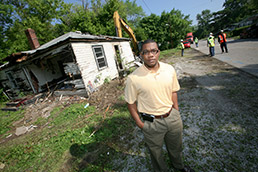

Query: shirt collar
[142,61,165,74]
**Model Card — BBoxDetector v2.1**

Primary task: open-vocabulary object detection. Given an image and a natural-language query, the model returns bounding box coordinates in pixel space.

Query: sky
[64,0,226,25]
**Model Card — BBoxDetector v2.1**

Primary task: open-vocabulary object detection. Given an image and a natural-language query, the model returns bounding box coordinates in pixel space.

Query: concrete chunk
[15,126,28,136]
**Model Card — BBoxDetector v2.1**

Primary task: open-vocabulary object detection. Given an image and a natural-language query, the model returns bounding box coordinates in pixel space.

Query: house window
[92,45,108,70]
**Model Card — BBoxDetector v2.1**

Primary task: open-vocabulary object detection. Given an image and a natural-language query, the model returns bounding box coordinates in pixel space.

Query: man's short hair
[141,39,158,50]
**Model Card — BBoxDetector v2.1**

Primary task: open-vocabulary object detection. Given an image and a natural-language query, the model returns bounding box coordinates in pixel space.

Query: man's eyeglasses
[141,49,159,55]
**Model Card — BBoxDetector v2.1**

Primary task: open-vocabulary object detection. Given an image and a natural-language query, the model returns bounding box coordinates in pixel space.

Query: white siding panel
[71,42,119,91]
[120,41,135,64]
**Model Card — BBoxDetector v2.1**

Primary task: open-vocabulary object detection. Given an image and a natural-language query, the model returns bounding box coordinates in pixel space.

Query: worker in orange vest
[218,30,228,53]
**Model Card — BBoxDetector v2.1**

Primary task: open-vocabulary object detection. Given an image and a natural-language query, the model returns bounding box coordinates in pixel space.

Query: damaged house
[0,29,136,99]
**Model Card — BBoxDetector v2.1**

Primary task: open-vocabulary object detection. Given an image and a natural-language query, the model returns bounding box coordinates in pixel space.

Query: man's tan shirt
[124,62,180,115]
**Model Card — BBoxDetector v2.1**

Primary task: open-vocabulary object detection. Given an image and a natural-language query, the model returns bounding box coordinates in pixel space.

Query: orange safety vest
[218,33,227,43]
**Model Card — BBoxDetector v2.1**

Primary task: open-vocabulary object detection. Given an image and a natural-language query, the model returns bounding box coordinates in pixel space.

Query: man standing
[207,33,215,56]
[218,30,228,53]
[180,39,185,56]
[194,37,199,48]
[124,39,194,172]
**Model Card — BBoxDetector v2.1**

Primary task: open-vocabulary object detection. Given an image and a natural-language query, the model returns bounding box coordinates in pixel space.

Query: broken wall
[26,56,65,91]
[71,41,133,93]
[71,42,115,93]
[0,44,76,97]
[119,41,135,66]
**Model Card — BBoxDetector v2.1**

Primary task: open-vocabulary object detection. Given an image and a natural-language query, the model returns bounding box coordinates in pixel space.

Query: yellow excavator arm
[113,11,139,56]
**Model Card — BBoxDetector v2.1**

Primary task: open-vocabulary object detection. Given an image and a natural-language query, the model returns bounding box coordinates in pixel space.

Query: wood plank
[54,89,88,97]
[1,107,19,111]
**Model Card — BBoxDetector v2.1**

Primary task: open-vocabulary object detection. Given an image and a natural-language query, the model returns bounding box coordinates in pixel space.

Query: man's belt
[154,113,170,119]
[140,108,173,122]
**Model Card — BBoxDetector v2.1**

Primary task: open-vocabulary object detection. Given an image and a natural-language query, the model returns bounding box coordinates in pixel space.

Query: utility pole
[166,20,173,49]
[169,19,173,48]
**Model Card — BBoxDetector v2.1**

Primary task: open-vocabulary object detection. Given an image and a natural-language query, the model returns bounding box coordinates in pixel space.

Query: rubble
[0,162,5,170]
[15,125,37,136]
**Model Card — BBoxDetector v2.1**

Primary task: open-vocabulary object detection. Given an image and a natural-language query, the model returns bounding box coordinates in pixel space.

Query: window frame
[92,45,108,70]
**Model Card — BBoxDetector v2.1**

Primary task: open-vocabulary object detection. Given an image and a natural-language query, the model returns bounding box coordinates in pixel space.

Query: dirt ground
[2,48,258,171]
[1,76,125,144]
[113,48,258,171]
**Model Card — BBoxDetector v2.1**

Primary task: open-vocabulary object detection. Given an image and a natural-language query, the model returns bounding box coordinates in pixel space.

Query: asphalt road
[193,38,258,77]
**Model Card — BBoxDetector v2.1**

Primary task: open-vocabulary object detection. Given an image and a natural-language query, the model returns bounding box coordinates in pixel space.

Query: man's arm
[172,91,179,111]
[127,102,144,129]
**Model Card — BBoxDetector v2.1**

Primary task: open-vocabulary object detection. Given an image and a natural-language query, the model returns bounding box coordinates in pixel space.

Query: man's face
[141,42,160,68]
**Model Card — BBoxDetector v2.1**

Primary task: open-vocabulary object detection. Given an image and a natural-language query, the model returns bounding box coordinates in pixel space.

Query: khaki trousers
[142,108,183,172]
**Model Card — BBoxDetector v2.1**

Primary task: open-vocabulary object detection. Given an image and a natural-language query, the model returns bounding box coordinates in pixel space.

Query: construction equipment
[113,11,139,56]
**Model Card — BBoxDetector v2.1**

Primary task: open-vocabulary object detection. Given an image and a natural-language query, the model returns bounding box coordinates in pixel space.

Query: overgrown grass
[0,101,135,171]
[160,47,193,60]
[0,104,24,137]
[159,48,179,60]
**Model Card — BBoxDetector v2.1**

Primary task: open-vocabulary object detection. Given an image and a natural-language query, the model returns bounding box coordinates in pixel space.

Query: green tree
[195,0,258,38]
[138,14,161,42]
[222,0,255,23]
[195,9,213,38]
[58,4,99,34]
[166,9,192,48]
[0,0,14,61]
[0,0,145,62]
[124,0,145,26]
[0,0,69,62]
[139,9,192,50]
[59,0,144,39]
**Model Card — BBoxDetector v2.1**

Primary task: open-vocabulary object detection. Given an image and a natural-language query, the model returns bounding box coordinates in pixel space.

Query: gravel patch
[113,49,258,172]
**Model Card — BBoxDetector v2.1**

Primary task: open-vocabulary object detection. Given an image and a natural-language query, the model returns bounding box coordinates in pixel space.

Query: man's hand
[136,120,144,129]
[172,92,179,111]
[128,103,144,129]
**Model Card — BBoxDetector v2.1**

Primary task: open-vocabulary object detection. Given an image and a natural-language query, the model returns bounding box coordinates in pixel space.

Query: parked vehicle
[182,40,191,48]
[186,32,193,44]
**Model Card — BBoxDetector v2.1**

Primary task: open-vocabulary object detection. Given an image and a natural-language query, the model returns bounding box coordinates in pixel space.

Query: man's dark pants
[209,46,215,56]
[220,42,228,53]
[142,109,184,172]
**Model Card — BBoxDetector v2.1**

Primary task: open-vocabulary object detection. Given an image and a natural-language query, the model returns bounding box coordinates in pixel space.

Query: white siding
[72,41,135,92]
[119,41,135,65]
[71,42,119,91]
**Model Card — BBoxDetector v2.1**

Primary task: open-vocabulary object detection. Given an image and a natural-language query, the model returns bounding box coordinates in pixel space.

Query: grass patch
[159,48,178,60]
[0,101,135,171]
[0,108,24,136]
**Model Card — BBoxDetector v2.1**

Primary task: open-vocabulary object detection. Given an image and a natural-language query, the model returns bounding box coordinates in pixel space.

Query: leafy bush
[104,77,111,84]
